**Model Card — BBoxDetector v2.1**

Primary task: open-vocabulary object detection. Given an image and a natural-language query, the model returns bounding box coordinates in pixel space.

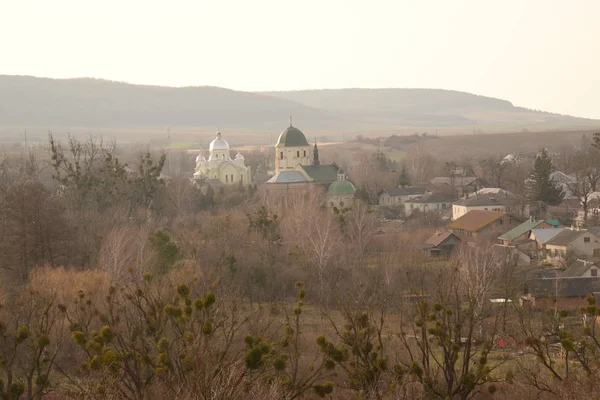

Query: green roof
[275,126,309,147]
[328,180,356,195]
[300,164,339,183]
[498,219,557,241]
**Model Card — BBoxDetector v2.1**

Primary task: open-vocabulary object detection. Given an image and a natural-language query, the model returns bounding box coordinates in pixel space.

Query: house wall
[405,201,451,216]
[452,204,508,220]
[378,193,422,206]
[571,233,600,258]
[581,266,600,277]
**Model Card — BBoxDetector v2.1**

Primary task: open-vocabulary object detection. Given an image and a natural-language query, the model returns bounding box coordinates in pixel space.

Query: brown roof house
[545,228,600,263]
[448,210,522,241]
[421,231,461,257]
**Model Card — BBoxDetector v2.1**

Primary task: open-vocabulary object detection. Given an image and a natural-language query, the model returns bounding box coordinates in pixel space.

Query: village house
[545,228,600,262]
[447,210,522,240]
[429,176,484,197]
[452,188,519,220]
[421,231,461,257]
[378,187,426,207]
[497,217,560,246]
[562,259,600,278]
[404,192,455,217]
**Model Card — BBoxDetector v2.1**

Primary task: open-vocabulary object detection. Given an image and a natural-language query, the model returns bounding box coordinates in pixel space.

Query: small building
[378,187,426,207]
[421,231,461,257]
[404,193,455,217]
[562,259,600,278]
[524,277,600,309]
[452,188,519,220]
[448,210,522,240]
[497,218,560,246]
[327,169,355,209]
[545,228,600,260]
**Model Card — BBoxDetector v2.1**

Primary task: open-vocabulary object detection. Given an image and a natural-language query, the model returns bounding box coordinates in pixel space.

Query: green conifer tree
[398,164,411,187]
[527,148,564,205]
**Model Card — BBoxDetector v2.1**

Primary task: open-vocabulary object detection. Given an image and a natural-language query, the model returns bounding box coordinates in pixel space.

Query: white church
[193,131,252,186]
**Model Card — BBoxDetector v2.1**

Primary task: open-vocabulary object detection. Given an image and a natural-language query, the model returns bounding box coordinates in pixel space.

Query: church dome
[235,152,245,160]
[209,131,230,151]
[328,180,356,195]
[196,154,206,163]
[276,126,309,147]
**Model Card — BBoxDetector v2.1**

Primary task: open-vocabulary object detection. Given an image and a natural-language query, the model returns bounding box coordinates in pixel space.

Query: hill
[0,76,598,139]
[265,88,599,131]
[0,75,334,130]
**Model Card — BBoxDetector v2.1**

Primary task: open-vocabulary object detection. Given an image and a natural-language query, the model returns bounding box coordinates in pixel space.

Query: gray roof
[546,229,588,246]
[300,164,339,183]
[275,126,309,147]
[454,190,517,207]
[527,277,600,298]
[424,231,459,247]
[563,260,598,277]
[266,171,308,184]
[530,228,566,244]
[382,187,426,197]
[406,192,455,204]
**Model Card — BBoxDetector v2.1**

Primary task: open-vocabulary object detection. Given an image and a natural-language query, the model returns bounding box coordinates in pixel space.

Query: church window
[225,175,229,183]
[280,152,283,160]
[297,151,300,158]
[303,150,306,157]
[231,174,234,182]
[240,175,244,183]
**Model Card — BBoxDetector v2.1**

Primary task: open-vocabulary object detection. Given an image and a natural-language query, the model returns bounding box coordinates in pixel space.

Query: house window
[592,268,598,277]
[584,237,591,243]
[442,203,447,210]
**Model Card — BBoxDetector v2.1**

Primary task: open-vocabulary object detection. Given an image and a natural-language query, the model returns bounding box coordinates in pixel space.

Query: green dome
[276,126,309,147]
[328,180,355,195]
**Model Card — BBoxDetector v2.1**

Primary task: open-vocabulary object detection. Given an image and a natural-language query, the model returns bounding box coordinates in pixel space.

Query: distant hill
[0,75,334,130]
[0,76,598,136]
[265,88,598,129]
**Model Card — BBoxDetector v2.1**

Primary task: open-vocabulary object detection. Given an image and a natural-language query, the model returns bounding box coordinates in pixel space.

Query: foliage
[527,149,564,205]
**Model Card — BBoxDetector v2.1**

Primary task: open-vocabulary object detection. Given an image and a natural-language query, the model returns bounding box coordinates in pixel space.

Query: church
[193,131,252,186]
[267,123,356,208]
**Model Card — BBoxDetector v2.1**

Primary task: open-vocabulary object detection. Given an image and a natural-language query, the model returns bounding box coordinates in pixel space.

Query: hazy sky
[3,0,599,118]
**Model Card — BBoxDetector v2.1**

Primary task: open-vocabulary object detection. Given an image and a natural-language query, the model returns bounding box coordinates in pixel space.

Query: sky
[2,0,600,118]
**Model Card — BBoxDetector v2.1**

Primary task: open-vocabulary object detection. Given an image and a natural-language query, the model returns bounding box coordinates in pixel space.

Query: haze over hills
[0,75,598,139]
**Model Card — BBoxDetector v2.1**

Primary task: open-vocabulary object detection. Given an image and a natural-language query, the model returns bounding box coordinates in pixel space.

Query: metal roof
[299,164,339,183]
[266,171,308,184]
[530,228,566,244]
[498,219,558,242]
